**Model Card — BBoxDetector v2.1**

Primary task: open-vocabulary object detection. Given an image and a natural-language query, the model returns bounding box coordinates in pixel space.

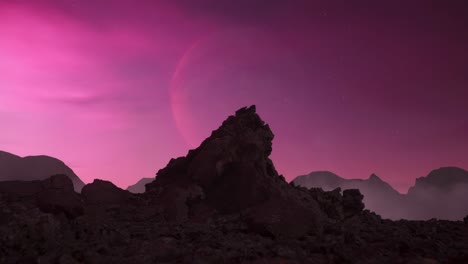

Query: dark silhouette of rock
[1,106,468,263]
[36,175,84,218]
[0,174,83,218]
[342,189,365,218]
[0,150,85,192]
[82,179,132,204]
[146,105,324,237]
[126,177,154,193]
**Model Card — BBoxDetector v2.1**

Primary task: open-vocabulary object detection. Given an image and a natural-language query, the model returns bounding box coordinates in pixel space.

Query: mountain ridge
[0,150,85,192]
[293,167,468,220]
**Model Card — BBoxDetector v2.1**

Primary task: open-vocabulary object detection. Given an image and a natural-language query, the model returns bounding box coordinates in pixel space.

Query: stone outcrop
[146,105,324,237]
[82,179,132,204]
[342,189,365,218]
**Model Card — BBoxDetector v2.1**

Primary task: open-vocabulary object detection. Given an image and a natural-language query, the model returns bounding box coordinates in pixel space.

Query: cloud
[0,3,165,114]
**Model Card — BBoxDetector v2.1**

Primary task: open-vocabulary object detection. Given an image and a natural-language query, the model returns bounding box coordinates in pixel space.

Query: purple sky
[1,0,467,192]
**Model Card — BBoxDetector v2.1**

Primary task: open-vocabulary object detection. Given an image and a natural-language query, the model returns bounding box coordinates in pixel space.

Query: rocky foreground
[1,106,468,264]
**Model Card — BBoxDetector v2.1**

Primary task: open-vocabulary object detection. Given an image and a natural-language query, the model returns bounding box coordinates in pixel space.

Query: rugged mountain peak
[368,173,382,182]
[145,106,324,237]
[147,105,279,207]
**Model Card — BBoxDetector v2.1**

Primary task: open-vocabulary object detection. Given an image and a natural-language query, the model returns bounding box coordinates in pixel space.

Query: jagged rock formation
[0,151,85,192]
[146,106,326,237]
[0,106,467,263]
[126,177,154,193]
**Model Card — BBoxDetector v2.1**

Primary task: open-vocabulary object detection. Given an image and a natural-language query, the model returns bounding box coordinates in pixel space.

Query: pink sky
[1,1,467,192]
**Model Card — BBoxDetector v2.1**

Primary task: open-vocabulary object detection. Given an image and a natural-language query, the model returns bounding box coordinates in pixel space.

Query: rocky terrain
[1,106,468,263]
[0,151,85,192]
[293,168,468,221]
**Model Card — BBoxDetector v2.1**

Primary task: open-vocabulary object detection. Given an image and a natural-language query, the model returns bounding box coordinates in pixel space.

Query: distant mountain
[293,167,468,220]
[0,150,85,192]
[126,177,154,193]
[293,171,405,219]
[407,167,468,220]
[408,167,468,194]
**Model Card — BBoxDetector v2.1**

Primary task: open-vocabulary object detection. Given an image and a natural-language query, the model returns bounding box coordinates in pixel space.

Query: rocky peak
[368,173,382,182]
[145,106,324,237]
[146,105,280,213]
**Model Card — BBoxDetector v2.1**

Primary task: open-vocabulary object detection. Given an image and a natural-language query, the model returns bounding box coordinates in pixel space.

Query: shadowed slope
[0,151,85,192]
